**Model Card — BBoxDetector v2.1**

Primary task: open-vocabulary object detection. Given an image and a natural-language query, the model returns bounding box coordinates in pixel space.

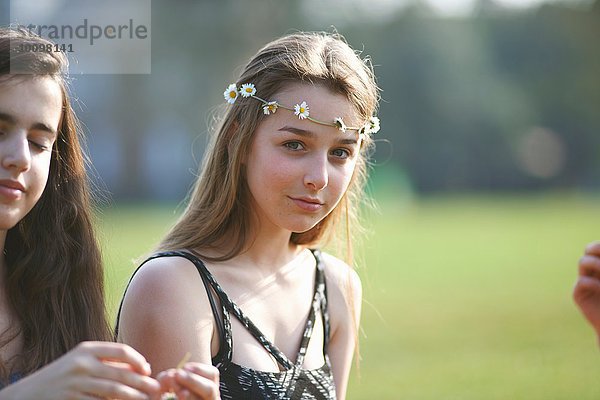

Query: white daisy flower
[240,83,256,98]
[364,116,380,134]
[333,117,347,132]
[224,83,238,104]
[263,101,278,115]
[369,116,381,134]
[294,101,310,120]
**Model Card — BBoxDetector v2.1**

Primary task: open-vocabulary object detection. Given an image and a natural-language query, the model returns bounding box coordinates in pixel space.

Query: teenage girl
[117,31,380,399]
[0,27,160,399]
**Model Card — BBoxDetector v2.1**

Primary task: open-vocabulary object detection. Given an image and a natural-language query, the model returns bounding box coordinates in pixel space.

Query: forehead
[274,82,360,128]
[0,76,63,130]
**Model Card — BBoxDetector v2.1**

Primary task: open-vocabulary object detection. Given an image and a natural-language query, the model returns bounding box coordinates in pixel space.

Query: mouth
[289,196,324,212]
[0,180,25,200]
[0,179,25,191]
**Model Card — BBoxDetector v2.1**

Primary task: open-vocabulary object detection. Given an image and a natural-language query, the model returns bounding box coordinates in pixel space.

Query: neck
[233,219,304,274]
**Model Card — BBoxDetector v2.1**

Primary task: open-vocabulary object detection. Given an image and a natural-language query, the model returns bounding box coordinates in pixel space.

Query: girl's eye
[284,141,305,151]
[331,148,351,159]
[29,140,49,152]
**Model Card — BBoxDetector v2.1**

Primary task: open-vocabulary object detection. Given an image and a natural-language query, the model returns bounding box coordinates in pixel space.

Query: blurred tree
[353,0,600,193]
[66,0,600,198]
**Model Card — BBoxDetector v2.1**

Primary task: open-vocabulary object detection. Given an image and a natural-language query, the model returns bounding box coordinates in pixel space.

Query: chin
[286,219,322,234]
[0,212,22,231]
[0,221,19,231]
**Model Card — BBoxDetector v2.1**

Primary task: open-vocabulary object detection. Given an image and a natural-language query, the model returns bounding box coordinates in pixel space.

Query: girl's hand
[157,362,219,400]
[574,241,600,342]
[0,341,161,400]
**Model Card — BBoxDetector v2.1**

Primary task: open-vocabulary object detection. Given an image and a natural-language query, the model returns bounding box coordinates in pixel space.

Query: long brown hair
[0,27,111,381]
[159,31,380,262]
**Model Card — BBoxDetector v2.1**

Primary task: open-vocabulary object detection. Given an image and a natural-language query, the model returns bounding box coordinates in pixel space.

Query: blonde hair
[159,31,379,263]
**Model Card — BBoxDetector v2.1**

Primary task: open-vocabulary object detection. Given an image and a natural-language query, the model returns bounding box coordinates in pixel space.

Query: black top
[115,249,336,400]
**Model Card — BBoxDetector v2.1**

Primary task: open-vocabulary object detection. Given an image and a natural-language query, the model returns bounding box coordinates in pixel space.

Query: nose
[1,134,32,172]
[304,153,329,191]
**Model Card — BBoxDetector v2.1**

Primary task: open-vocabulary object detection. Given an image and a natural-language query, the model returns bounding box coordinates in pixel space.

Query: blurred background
[3,0,600,398]
[4,0,599,199]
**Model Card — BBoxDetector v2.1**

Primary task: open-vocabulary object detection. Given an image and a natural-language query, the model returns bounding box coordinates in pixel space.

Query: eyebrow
[278,125,358,146]
[0,111,57,136]
[0,112,16,125]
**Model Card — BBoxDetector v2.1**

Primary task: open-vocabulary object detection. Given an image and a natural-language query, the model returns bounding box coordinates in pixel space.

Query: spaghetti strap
[186,249,331,371]
[114,249,336,399]
[114,251,234,365]
[186,251,295,370]
[313,249,331,354]
[292,249,328,368]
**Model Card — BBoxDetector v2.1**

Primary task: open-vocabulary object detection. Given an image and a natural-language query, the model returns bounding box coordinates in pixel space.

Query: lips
[0,179,25,201]
[289,196,324,212]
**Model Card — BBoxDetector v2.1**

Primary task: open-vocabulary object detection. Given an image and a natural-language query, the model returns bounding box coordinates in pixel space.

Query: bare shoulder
[119,255,204,316]
[118,253,216,368]
[118,254,210,333]
[318,251,363,394]
[320,251,362,303]
[319,252,362,335]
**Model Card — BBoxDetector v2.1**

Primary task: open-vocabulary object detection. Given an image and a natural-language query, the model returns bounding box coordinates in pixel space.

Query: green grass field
[99,193,600,399]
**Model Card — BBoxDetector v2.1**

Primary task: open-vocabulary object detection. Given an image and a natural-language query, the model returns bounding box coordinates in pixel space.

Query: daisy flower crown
[223,83,380,136]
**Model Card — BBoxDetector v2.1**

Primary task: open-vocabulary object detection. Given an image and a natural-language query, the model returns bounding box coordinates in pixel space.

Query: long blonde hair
[159,31,379,263]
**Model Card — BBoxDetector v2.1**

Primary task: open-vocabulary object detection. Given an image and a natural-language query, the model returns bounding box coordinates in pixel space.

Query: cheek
[250,150,294,185]
[30,155,53,199]
[331,161,358,195]
[246,152,283,204]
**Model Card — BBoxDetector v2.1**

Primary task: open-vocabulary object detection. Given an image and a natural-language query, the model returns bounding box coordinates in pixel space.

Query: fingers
[157,369,187,399]
[157,363,219,400]
[76,341,152,376]
[574,275,600,297]
[573,276,600,311]
[69,342,161,399]
[579,255,600,278]
[156,368,177,391]
[91,359,161,396]
[183,363,219,384]
[175,366,220,400]
[585,241,600,257]
[78,377,152,400]
[69,395,101,400]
